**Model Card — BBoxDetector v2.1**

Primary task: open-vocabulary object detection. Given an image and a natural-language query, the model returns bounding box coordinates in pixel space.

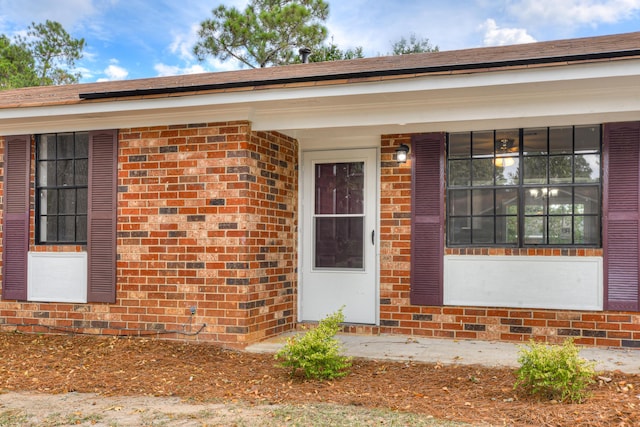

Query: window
[447,126,601,247]
[36,132,89,244]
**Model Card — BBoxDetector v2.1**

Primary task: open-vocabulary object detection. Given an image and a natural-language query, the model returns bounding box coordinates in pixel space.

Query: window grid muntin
[447,126,601,247]
[36,132,89,244]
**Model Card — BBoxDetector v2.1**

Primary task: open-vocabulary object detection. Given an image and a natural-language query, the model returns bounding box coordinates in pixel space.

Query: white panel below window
[444,255,603,310]
[28,252,87,303]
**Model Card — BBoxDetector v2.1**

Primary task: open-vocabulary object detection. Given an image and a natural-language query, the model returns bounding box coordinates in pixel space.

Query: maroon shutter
[2,135,30,300]
[410,133,445,305]
[603,122,640,311]
[87,130,117,303]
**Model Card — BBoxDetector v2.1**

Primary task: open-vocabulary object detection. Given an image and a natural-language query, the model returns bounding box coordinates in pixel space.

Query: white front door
[300,148,378,324]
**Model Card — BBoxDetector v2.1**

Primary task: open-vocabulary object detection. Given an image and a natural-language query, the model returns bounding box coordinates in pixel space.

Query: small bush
[275,307,352,380]
[514,339,596,403]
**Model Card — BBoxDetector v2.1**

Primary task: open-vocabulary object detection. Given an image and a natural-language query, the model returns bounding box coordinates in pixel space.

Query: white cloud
[97,62,129,82]
[154,63,206,77]
[480,19,537,46]
[507,0,640,28]
[168,23,201,62]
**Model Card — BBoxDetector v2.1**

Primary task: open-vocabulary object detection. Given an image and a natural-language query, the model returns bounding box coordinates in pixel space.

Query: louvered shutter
[2,135,30,300]
[87,130,117,303]
[410,133,445,305]
[603,122,640,311]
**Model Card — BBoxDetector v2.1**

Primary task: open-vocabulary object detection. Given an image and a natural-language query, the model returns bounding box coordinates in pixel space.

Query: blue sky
[1,0,640,82]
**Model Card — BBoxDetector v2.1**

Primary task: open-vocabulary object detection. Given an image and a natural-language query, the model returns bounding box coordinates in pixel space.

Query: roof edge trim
[79,49,640,101]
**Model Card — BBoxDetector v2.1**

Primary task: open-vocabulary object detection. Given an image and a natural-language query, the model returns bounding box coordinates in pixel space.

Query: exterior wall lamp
[395,144,410,163]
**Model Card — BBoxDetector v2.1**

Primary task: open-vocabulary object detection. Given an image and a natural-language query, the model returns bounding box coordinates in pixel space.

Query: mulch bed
[0,332,638,426]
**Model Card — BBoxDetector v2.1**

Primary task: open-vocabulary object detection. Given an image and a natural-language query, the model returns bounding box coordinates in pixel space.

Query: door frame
[297,147,380,325]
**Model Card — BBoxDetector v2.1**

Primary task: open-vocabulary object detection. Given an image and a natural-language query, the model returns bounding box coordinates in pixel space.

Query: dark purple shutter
[2,135,30,300]
[87,130,117,303]
[410,133,445,305]
[603,122,640,311]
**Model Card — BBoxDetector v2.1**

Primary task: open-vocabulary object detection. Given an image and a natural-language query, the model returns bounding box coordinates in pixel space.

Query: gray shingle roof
[1,31,639,109]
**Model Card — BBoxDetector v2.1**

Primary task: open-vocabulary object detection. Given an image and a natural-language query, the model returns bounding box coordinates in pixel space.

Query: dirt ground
[0,332,638,426]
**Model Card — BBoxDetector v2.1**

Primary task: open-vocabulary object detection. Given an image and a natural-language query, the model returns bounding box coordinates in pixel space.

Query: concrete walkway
[246,333,640,374]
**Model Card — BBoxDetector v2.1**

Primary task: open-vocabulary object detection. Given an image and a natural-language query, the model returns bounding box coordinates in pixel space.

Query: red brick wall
[378,134,640,349]
[0,122,298,348]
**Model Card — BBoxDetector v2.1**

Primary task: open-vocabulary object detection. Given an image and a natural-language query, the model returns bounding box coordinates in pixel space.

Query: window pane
[76,215,87,242]
[315,217,363,269]
[472,217,494,244]
[549,127,572,154]
[315,162,364,215]
[58,216,76,242]
[496,188,518,215]
[524,216,546,244]
[57,160,74,186]
[525,188,547,215]
[40,189,57,215]
[496,216,518,244]
[76,159,89,185]
[575,216,599,245]
[38,160,55,186]
[472,158,493,186]
[472,131,494,156]
[574,154,600,183]
[548,187,572,214]
[58,189,76,214]
[575,186,599,214]
[448,159,470,186]
[40,216,56,243]
[523,156,547,184]
[77,188,88,214]
[38,135,56,160]
[523,127,548,155]
[472,189,494,215]
[449,190,470,216]
[495,129,519,155]
[575,125,600,153]
[495,157,519,185]
[57,133,75,158]
[549,155,572,184]
[449,217,471,244]
[448,133,470,158]
[549,216,573,244]
[75,132,89,157]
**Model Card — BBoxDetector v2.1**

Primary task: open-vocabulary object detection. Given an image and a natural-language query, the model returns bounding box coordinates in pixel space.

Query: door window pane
[315,217,363,269]
[315,162,364,215]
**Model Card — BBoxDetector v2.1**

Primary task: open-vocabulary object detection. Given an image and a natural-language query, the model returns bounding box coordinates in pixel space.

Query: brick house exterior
[2,32,640,348]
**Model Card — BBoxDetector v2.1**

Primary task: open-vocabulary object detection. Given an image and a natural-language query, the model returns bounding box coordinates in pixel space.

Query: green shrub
[514,338,597,403]
[275,307,352,380]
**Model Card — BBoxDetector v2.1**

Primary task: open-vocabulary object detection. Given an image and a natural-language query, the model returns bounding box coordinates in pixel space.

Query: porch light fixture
[396,144,410,163]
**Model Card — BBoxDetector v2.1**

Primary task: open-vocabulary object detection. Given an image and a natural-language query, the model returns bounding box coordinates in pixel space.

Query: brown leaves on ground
[0,332,638,426]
